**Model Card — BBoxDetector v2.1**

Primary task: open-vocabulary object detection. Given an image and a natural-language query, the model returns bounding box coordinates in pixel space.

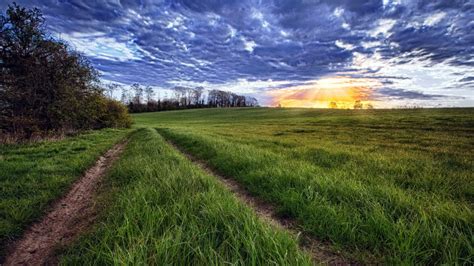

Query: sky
[2,0,474,108]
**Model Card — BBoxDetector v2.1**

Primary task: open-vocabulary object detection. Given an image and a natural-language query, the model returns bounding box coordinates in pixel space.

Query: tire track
[163,137,358,265]
[4,140,127,266]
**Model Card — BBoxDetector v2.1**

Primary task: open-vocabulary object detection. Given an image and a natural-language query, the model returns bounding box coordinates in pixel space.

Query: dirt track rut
[4,141,126,266]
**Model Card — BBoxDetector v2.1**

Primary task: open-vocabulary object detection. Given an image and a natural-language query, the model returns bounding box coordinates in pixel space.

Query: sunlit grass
[135,107,474,264]
[60,128,311,265]
[0,129,129,258]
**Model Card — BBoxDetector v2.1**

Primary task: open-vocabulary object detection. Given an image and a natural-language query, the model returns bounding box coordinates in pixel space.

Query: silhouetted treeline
[122,84,259,113]
[0,4,131,141]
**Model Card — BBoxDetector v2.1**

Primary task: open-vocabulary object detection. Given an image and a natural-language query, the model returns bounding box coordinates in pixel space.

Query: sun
[268,76,380,108]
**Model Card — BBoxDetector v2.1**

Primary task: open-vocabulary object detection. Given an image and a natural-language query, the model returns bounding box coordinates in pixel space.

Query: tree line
[1,3,131,140]
[112,83,259,113]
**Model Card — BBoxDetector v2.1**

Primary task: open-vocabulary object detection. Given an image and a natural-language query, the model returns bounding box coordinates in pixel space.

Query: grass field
[1,108,473,264]
[135,108,474,264]
[60,128,311,265]
[0,129,129,257]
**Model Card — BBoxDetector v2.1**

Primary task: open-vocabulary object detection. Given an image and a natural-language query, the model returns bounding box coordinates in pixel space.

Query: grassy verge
[59,128,311,265]
[0,128,129,257]
[142,107,474,264]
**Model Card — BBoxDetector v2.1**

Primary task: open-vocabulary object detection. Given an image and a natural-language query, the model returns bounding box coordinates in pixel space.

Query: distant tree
[366,103,374,109]
[120,86,131,104]
[105,83,120,99]
[353,100,363,109]
[145,85,154,102]
[192,86,204,105]
[131,83,143,105]
[329,101,338,109]
[246,96,258,107]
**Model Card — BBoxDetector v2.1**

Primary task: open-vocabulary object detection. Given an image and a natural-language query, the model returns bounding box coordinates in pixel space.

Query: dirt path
[166,140,357,265]
[4,141,127,266]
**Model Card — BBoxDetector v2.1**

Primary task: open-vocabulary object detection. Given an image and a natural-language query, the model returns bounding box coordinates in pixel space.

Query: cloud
[1,0,472,107]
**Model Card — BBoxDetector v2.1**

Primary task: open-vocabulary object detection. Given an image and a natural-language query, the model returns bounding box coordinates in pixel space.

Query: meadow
[1,107,473,264]
[136,108,474,264]
[0,129,129,258]
[60,128,311,265]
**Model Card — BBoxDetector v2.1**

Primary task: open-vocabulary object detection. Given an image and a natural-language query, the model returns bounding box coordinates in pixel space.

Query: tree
[105,83,120,99]
[120,86,131,104]
[192,86,204,105]
[366,103,374,109]
[0,3,131,138]
[145,85,154,102]
[131,83,143,105]
[329,101,338,109]
[353,100,363,109]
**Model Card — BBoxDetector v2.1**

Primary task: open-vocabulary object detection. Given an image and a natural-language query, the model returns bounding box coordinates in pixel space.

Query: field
[134,108,474,264]
[1,108,473,264]
[0,129,129,257]
[60,128,311,265]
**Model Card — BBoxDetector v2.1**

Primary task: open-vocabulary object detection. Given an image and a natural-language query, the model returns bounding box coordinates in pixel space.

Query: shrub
[0,3,131,140]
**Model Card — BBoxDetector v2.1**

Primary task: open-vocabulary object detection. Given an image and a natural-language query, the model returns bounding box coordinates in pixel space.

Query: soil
[3,141,127,266]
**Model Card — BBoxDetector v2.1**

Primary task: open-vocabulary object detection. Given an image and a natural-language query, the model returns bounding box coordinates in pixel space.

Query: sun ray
[268,76,382,108]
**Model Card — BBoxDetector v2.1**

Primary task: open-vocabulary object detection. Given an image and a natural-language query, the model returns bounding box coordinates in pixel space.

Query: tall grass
[60,128,311,265]
[0,129,129,258]
[133,107,474,264]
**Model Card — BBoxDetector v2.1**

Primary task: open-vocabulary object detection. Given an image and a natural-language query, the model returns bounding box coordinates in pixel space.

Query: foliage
[0,3,131,139]
[123,84,259,113]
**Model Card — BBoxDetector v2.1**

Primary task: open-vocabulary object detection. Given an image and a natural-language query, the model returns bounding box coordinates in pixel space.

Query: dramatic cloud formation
[2,0,473,107]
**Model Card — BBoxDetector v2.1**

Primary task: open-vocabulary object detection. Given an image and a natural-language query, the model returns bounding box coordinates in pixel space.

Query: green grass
[60,128,311,265]
[0,128,129,257]
[134,107,474,264]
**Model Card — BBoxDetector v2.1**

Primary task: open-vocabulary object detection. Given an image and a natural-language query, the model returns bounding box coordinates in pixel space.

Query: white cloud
[333,7,344,17]
[242,38,257,53]
[361,41,382,49]
[61,32,141,62]
[349,51,474,107]
[369,19,396,37]
[335,40,354,50]
[424,12,447,27]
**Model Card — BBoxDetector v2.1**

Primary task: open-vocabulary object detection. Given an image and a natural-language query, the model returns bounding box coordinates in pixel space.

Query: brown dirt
[167,140,359,265]
[3,141,127,266]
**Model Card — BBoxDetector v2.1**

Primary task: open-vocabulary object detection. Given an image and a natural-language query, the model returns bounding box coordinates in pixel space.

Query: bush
[99,97,133,128]
[0,3,131,140]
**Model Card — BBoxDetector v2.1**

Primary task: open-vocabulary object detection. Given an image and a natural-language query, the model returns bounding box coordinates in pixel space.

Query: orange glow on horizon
[268,76,381,108]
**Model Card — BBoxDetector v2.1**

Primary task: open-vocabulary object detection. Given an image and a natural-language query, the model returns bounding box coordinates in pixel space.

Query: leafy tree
[0,3,131,139]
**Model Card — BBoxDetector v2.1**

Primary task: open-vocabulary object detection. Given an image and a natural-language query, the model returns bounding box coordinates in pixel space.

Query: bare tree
[192,86,204,105]
[353,100,363,109]
[145,86,154,102]
[105,83,120,99]
[131,83,143,105]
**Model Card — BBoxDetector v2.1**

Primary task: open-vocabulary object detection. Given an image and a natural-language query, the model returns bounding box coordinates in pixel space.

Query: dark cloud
[375,88,446,100]
[1,0,473,105]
